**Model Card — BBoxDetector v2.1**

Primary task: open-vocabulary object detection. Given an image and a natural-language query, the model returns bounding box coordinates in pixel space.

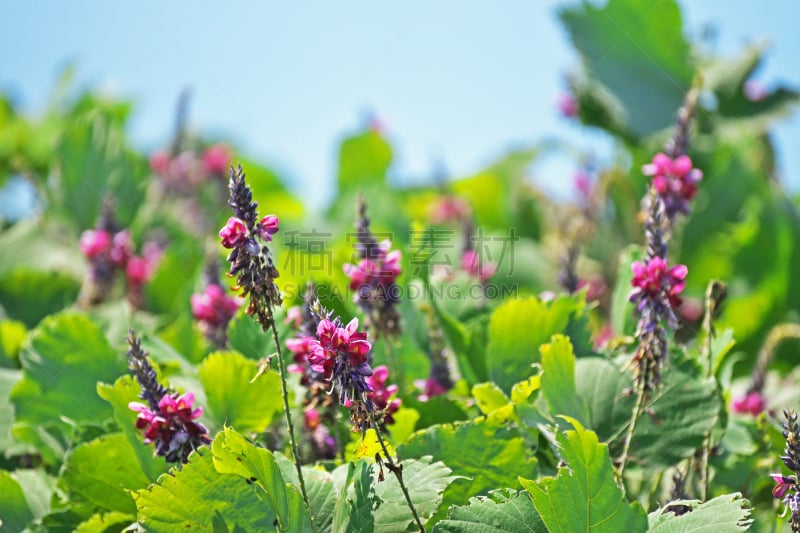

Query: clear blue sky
[1,1,798,207]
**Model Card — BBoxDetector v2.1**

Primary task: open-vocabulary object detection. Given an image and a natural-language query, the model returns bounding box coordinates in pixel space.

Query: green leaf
[332,459,378,533]
[97,377,170,483]
[433,489,546,533]
[0,367,21,451]
[610,246,643,337]
[11,312,126,455]
[472,382,510,415]
[134,448,278,532]
[521,418,647,533]
[143,243,203,315]
[337,130,392,190]
[75,511,134,533]
[560,0,694,139]
[647,493,753,532]
[540,335,590,426]
[211,427,311,532]
[0,268,80,328]
[430,297,489,385]
[62,433,153,514]
[487,295,582,393]
[372,456,458,531]
[199,352,283,433]
[0,470,34,533]
[398,417,538,521]
[0,319,26,368]
[274,454,337,533]
[227,309,271,361]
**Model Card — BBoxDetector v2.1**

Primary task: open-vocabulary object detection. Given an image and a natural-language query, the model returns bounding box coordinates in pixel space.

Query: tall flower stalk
[220,165,313,528]
[774,411,800,531]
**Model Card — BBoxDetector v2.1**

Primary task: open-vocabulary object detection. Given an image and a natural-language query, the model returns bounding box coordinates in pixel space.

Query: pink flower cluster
[190,284,241,327]
[79,228,161,290]
[731,391,766,417]
[642,152,702,218]
[150,144,233,191]
[343,240,402,290]
[308,318,372,383]
[129,391,210,462]
[219,215,279,248]
[414,377,449,402]
[365,365,401,425]
[630,256,687,309]
[286,334,315,382]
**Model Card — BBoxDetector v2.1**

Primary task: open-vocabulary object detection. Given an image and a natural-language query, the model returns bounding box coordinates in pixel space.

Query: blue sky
[1,1,798,207]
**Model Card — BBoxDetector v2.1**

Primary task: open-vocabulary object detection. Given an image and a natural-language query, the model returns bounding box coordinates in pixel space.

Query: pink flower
[642,152,703,217]
[344,242,402,290]
[557,92,579,118]
[304,407,322,430]
[429,196,470,224]
[259,215,279,241]
[461,249,496,282]
[731,391,765,417]
[365,365,401,424]
[284,305,303,328]
[415,377,448,402]
[772,474,796,498]
[219,217,247,248]
[191,284,241,326]
[308,317,372,385]
[126,256,151,285]
[202,144,232,175]
[149,150,171,175]
[110,230,133,267]
[79,229,112,259]
[630,257,687,307]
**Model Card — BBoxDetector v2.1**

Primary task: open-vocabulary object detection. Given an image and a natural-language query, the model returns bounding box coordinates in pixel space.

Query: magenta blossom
[365,365,401,425]
[219,217,248,248]
[343,240,402,290]
[126,256,151,285]
[191,284,241,326]
[630,257,687,308]
[259,215,280,241]
[461,249,496,282]
[149,150,171,175]
[731,391,765,417]
[557,92,579,118]
[308,317,373,405]
[129,391,210,462]
[202,144,232,175]
[773,474,797,499]
[109,230,133,267]
[286,335,316,378]
[415,377,448,402]
[79,230,112,259]
[642,152,702,218]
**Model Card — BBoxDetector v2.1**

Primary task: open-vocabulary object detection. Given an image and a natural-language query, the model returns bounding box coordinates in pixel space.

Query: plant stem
[266,302,316,533]
[618,384,646,480]
[699,280,723,501]
[369,412,426,533]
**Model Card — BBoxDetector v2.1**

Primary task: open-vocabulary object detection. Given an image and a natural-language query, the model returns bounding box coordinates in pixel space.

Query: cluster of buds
[220,165,282,330]
[190,258,242,348]
[126,330,210,463]
[344,196,402,338]
[78,201,161,309]
[773,410,800,531]
[150,143,233,195]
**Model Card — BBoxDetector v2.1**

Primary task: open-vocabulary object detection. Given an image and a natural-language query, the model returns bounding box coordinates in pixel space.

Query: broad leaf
[540,335,589,426]
[62,433,152,514]
[398,417,538,520]
[433,489,546,533]
[0,470,34,533]
[522,418,647,532]
[211,427,311,532]
[75,511,135,532]
[487,295,582,393]
[134,448,277,532]
[0,319,26,368]
[198,351,283,433]
[332,459,378,533]
[647,493,753,532]
[0,268,80,328]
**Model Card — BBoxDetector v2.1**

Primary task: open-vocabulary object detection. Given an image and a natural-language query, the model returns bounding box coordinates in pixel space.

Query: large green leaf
[0,367,21,452]
[211,427,311,532]
[560,0,694,139]
[487,295,582,393]
[0,319,26,368]
[647,493,753,532]
[398,417,538,521]
[143,241,203,316]
[75,511,135,533]
[332,459,379,533]
[97,377,170,483]
[0,268,80,328]
[521,418,647,533]
[574,357,721,468]
[198,351,283,433]
[540,335,590,427]
[10,312,125,455]
[433,489,546,533]
[62,433,153,514]
[0,470,34,533]
[274,453,337,533]
[134,448,277,532]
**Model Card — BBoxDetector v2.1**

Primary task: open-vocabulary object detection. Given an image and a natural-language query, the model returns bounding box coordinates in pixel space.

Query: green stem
[266,303,316,533]
[369,412,426,533]
[618,385,646,480]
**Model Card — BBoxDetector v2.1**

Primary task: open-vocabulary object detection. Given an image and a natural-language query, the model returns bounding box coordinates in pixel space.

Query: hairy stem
[618,385,646,480]
[369,412,426,533]
[266,302,316,533]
